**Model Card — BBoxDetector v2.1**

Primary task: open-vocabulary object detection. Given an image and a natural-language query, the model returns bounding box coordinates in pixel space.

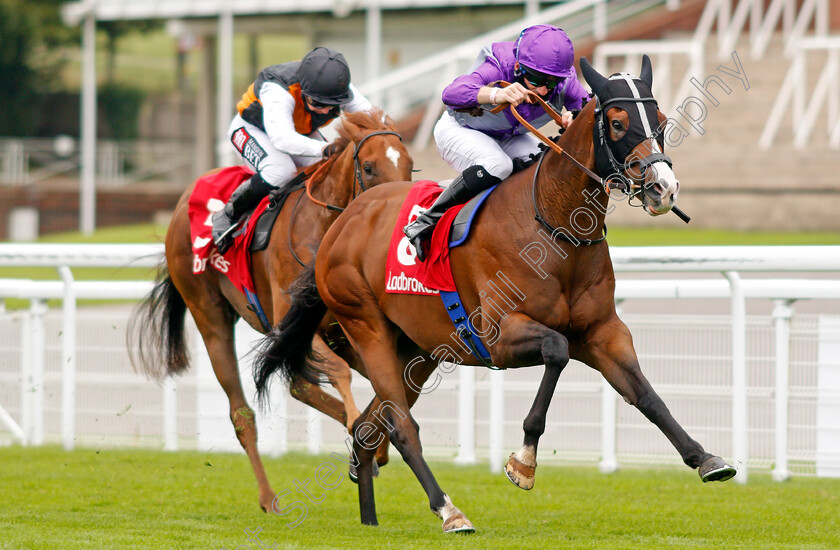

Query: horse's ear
[640,54,653,88]
[580,57,608,97]
[343,119,364,143]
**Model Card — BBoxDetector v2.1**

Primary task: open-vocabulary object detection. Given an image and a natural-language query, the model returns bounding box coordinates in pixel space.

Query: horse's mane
[330,107,393,153]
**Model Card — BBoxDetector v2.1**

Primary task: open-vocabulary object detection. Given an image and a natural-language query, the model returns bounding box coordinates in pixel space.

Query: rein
[490,84,605,189]
[304,130,402,212]
[293,129,403,266]
[492,85,607,246]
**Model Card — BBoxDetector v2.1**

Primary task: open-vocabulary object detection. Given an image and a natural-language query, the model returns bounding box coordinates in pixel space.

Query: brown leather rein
[490,83,608,245]
[490,82,606,191]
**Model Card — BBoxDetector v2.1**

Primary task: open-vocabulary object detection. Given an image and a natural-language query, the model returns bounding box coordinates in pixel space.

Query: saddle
[248,177,305,252]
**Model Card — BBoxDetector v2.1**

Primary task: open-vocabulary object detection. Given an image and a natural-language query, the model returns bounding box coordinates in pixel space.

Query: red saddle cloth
[188,166,270,295]
[385,180,467,295]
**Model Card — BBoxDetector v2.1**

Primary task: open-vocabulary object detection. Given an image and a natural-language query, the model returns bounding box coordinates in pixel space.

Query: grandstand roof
[62,0,538,25]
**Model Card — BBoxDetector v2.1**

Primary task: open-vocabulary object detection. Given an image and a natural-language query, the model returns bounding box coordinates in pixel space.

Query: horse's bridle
[289,129,403,267]
[592,94,671,207]
[305,130,402,213]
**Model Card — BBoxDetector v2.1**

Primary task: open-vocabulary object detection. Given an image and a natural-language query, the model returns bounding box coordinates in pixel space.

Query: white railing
[2,244,840,483]
[760,36,840,150]
[359,0,665,148]
[695,0,829,60]
[0,244,162,450]
[593,40,704,116]
[593,0,830,120]
[0,138,194,187]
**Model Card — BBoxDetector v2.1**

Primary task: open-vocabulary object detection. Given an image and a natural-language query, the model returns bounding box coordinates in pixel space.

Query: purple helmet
[514,25,575,78]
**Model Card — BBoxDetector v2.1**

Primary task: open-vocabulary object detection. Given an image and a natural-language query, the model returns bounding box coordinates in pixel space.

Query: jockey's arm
[260,82,326,157]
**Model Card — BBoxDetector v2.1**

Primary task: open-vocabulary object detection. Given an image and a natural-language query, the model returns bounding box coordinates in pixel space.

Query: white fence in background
[0,138,194,187]
[760,36,840,149]
[359,0,665,148]
[1,244,840,484]
[593,0,832,151]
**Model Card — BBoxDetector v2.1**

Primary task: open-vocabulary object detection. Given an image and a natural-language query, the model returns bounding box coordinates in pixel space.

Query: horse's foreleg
[493,314,570,490]
[580,315,736,482]
[312,335,361,433]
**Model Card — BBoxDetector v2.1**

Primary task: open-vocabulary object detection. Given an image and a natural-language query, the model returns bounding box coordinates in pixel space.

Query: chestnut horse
[128,109,413,512]
[253,57,735,533]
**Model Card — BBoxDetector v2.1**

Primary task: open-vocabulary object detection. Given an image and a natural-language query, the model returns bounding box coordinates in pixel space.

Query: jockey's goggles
[305,96,332,109]
[521,66,559,90]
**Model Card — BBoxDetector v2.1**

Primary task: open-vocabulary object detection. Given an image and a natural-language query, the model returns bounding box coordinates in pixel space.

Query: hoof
[699,456,736,483]
[442,514,475,534]
[349,461,380,484]
[504,452,536,490]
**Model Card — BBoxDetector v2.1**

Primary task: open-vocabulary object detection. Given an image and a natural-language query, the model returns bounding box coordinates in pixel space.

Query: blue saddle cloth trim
[449,184,498,247]
[439,290,494,367]
[244,287,271,332]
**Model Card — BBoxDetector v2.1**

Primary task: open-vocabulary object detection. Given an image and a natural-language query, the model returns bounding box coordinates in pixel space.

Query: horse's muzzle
[641,161,679,216]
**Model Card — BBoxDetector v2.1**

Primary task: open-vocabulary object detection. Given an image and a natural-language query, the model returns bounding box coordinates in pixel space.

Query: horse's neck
[535,101,608,236]
[322,151,357,211]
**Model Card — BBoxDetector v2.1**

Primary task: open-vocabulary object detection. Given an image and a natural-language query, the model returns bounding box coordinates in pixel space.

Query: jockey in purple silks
[404,24,590,261]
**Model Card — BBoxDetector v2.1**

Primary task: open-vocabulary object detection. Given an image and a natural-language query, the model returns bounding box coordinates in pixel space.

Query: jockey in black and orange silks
[212,47,374,254]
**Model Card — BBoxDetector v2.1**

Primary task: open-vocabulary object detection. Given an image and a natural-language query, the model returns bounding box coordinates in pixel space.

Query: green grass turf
[1,445,838,549]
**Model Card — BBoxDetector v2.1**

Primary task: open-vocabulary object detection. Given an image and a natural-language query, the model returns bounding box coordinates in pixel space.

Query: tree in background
[0,0,160,138]
[0,0,78,135]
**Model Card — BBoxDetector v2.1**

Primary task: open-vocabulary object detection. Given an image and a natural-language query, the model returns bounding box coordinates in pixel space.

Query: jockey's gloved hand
[322,142,342,159]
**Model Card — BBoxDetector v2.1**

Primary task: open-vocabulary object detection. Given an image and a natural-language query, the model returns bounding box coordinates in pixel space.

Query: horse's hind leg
[492,313,571,490]
[312,335,362,432]
[579,314,736,482]
[191,312,278,511]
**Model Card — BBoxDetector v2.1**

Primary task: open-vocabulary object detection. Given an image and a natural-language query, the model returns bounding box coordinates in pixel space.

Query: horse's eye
[363,163,373,175]
[612,120,624,131]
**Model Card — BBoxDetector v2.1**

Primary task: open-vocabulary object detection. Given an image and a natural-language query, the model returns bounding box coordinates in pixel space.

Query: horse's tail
[254,263,327,405]
[127,263,190,380]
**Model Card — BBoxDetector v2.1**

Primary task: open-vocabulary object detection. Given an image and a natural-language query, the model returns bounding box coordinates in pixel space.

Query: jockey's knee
[480,157,513,181]
[256,166,296,189]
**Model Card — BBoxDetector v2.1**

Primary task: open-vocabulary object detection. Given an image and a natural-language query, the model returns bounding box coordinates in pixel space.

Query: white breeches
[228,115,322,188]
[433,111,542,180]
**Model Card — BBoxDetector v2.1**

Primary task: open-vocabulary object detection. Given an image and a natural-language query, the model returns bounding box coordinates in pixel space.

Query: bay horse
[128,109,413,512]
[253,57,735,533]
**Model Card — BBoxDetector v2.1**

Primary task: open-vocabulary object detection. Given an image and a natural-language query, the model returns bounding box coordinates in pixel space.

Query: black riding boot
[403,165,500,262]
[212,172,274,254]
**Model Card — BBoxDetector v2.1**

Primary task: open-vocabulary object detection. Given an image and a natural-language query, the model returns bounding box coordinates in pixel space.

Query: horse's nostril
[653,181,665,196]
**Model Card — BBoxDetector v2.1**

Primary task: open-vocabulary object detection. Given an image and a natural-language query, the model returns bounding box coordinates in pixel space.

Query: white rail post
[365,0,382,106]
[163,376,178,451]
[488,369,505,472]
[772,299,794,482]
[724,271,748,483]
[272,384,288,457]
[31,300,46,446]
[455,365,476,464]
[21,306,32,445]
[80,11,96,234]
[593,0,607,41]
[599,378,618,473]
[307,407,322,454]
[216,7,235,167]
[22,299,47,446]
[59,267,77,451]
[601,301,622,473]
